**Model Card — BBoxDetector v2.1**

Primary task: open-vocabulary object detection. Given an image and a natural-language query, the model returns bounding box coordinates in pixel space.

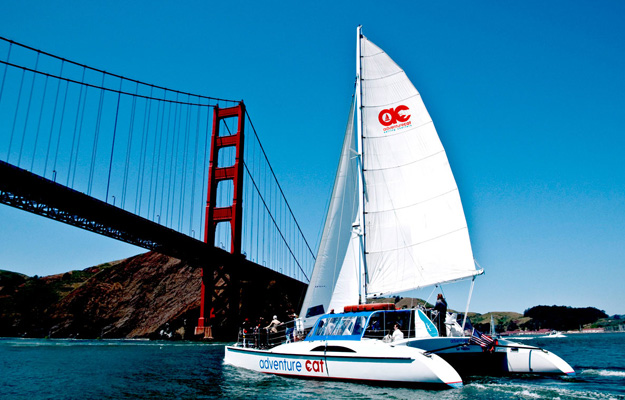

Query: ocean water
[1,333,623,399]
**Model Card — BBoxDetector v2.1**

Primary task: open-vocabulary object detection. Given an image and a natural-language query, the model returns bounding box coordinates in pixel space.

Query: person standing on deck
[434,294,448,337]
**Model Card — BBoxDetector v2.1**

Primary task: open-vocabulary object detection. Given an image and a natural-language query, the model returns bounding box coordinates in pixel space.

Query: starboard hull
[224,341,463,389]
[405,337,575,377]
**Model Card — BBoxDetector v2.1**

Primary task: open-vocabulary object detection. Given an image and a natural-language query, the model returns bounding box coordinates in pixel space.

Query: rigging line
[7,67,26,163]
[0,41,13,106]
[242,161,310,282]
[67,68,86,186]
[0,60,216,107]
[244,110,316,260]
[43,60,64,178]
[18,52,40,168]
[31,70,50,172]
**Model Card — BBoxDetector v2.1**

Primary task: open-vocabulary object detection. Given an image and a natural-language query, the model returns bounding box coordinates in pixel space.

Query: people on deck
[286,310,298,342]
[392,323,404,342]
[265,315,281,334]
[434,294,448,337]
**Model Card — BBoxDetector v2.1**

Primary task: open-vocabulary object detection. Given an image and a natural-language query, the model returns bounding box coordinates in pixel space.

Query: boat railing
[235,319,308,350]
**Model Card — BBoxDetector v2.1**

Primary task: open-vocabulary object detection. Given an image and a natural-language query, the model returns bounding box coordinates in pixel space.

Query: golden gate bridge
[0,36,316,339]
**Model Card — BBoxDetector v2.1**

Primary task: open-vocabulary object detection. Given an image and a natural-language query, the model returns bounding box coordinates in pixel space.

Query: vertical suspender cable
[88,73,106,194]
[67,68,86,186]
[137,86,153,215]
[31,66,50,172]
[71,72,89,188]
[43,61,63,177]
[0,42,12,108]
[122,81,139,208]
[17,52,40,167]
[7,66,26,162]
[52,78,70,183]
[106,77,123,203]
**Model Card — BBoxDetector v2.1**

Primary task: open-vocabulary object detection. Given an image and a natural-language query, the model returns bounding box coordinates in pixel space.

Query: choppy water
[1,333,623,399]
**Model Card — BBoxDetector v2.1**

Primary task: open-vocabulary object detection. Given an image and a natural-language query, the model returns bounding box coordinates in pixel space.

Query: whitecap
[581,369,625,378]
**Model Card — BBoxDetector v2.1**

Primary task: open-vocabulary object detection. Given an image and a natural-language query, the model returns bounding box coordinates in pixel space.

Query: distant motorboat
[542,330,567,338]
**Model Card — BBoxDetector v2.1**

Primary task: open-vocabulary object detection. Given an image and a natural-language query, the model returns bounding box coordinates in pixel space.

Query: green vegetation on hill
[522,305,608,331]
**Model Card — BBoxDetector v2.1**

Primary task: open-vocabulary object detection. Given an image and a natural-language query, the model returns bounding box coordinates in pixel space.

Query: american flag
[469,329,496,349]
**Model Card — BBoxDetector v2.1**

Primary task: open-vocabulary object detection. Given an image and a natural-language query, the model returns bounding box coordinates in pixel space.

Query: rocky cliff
[0,252,306,340]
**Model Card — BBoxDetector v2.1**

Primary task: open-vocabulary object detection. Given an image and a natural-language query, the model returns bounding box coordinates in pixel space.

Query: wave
[468,381,619,400]
[581,369,625,378]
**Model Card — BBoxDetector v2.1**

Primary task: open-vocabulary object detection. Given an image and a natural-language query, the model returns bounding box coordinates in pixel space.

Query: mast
[355,25,368,303]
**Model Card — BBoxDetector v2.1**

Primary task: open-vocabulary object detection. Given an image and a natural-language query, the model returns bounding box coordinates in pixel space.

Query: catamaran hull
[405,338,575,377]
[224,341,463,389]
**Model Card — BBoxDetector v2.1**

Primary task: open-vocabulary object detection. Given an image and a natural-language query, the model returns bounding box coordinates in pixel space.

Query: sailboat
[224,26,574,387]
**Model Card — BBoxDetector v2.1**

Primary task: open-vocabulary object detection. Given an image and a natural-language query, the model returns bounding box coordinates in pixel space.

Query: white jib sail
[360,35,481,297]
[299,99,361,326]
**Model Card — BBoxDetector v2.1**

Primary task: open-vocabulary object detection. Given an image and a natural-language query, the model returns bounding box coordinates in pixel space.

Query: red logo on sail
[378,105,411,127]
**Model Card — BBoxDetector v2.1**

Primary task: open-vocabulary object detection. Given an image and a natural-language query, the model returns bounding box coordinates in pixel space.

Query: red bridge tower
[196,102,245,338]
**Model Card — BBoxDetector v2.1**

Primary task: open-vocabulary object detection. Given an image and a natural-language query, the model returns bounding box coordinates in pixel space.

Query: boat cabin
[305,306,440,342]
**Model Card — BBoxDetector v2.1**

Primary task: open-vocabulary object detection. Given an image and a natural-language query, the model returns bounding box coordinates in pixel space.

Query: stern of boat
[499,339,575,376]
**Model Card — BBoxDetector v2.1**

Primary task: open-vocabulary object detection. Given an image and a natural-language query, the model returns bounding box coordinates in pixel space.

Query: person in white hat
[265,315,281,334]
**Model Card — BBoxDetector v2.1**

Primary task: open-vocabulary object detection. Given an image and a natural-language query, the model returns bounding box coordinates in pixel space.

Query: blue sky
[1,1,624,315]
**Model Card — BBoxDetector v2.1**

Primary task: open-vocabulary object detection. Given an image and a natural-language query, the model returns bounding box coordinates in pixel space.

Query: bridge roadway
[0,159,233,266]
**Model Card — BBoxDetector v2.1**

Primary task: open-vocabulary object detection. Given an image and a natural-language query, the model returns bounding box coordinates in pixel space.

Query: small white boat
[542,330,567,338]
[225,25,574,387]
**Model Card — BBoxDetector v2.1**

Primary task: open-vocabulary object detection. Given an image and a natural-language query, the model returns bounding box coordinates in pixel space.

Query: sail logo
[378,105,412,132]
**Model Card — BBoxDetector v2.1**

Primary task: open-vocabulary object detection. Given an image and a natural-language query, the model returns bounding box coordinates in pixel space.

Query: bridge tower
[196,102,246,339]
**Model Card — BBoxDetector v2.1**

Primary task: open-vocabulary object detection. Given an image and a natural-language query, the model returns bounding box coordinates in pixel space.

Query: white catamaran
[224,26,574,388]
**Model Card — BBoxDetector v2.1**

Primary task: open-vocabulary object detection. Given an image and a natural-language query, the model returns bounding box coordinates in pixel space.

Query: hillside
[1,260,618,339]
[0,252,304,340]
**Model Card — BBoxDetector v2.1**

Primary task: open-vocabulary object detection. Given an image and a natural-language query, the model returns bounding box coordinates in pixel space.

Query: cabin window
[313,316,367,337]
[306,305,325,318]
[362,310,415,340]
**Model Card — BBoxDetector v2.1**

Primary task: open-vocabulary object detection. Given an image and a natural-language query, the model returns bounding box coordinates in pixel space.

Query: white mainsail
[360,35,481,297]
[300,29,481,323]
